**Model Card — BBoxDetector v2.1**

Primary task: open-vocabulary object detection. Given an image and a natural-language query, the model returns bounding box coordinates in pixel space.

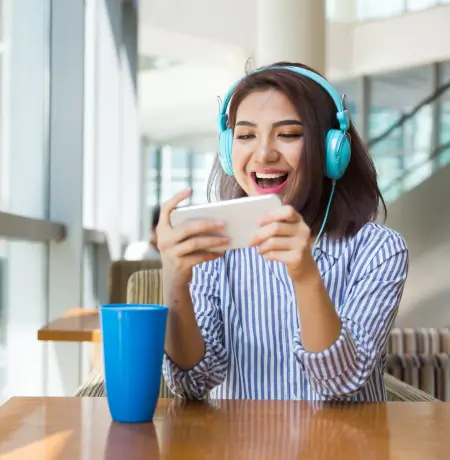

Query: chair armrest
[384,373,439,402]
[75,368,174,398]
[75,368,439,402]
[75,367,105,397]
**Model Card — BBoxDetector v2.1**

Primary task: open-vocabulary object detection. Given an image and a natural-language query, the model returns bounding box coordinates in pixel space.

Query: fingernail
[215,221,226,228]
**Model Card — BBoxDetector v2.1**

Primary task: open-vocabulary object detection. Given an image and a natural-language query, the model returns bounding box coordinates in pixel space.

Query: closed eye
[279,133,303,138]
[236,134,255,140]
[236,133,302,140]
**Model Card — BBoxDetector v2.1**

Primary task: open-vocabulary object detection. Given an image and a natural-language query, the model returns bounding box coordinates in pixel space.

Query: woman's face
[232,89,304,199]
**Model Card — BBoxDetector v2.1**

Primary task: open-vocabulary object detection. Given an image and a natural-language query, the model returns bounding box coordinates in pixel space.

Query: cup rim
[100,303,168,312]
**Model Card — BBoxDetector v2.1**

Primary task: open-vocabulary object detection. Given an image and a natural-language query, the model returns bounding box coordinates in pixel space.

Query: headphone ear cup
[218,128,234,176]
[325,129,351,180]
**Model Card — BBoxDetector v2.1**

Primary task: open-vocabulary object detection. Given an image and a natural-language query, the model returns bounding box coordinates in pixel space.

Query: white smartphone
[169,194,282,251]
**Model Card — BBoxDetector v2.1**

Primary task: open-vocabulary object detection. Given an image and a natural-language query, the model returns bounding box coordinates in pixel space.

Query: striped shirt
[163,222,409,401]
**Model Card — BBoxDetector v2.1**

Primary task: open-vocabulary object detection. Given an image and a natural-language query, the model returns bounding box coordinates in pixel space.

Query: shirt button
[314,249,321,257]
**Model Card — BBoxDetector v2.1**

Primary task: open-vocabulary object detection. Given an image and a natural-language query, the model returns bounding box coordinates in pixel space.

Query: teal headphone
[216,65,352,253]
[217,65,351,180]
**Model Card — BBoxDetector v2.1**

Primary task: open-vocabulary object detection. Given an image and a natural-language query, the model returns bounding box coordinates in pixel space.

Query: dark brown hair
[207,61,386,238]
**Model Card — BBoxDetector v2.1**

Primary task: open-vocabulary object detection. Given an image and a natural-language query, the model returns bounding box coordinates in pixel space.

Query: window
[356,0,405,20]
[0,0,51,403]
[145,146,217,209]
[192,152,215,204]
[407,0,440,11]
[368,65,434,196]
[0,0,5,209]
[160,146,190,203]
[438,62,450,167]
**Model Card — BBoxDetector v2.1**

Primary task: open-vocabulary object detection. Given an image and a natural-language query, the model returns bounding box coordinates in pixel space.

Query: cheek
[231,144,251,176]
[231,144,253,193]
[283,139,303,170]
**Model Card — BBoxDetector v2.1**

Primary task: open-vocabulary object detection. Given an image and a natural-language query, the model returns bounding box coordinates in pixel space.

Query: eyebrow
[235,119,302,128]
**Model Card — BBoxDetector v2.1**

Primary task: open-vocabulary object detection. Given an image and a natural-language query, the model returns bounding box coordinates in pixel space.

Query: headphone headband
[216,65,352,250]
[217,65,350,133]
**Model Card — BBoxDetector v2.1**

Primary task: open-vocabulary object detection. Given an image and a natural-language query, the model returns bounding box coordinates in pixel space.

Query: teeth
[255,172,287,179]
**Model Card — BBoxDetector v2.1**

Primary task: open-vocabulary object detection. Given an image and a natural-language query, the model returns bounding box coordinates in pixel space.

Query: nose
[254,134,279,163]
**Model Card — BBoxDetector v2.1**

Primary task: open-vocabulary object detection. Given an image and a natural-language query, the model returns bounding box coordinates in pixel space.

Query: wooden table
[1,397,450,459]
[37,308,100,343]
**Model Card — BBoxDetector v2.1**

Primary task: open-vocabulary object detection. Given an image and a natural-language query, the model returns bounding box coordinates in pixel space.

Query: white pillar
[92,0,140,257]
[120,1,141,243]
[95,0,123,260]
[256,0,326,75]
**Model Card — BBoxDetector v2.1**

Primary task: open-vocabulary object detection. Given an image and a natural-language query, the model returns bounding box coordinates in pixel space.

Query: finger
[160,188,192,225]
[257,237,293,255]
[183,251,224,268]
[258,205,301,226]
[172,219,226,244]
[175,235,230,257]
[250,222,296,247]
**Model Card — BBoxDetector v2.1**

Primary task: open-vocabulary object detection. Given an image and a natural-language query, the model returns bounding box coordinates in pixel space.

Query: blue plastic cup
[100,303,168,423]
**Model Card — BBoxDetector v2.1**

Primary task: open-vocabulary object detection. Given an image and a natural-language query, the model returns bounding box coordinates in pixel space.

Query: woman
[158,62,408,401]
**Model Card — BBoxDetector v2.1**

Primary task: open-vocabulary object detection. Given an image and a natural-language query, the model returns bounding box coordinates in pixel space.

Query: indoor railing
[366,78,450,203]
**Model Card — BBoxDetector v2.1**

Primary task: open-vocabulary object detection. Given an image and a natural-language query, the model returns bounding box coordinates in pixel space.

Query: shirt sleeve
[292,231,408,399]
[162,259,228,399]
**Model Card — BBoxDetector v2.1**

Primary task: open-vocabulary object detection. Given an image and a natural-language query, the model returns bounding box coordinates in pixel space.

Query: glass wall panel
[356,0,405,20]
[0,0,52,403]
[144,145,218,211]
[146,144,160,209]
[0,0,3,41]
[438,61,450,168]
[369,108,404,194]
[368,65,434,200]
[402,104,434,191]
[1,240,48,404]
[0,239,6,403]
[328,0,450,21]
[354,0,446,20]
[160,145,190,203]
[5,0,50,219]
[192,151,215,204]
[0,0,6,211]
[407,0,439,11]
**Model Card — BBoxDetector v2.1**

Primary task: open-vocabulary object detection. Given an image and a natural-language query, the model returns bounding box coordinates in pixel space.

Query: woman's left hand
[249,204,317,283]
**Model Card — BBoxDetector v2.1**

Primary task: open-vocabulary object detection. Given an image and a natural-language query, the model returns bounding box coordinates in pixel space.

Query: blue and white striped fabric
[163,222,409,401]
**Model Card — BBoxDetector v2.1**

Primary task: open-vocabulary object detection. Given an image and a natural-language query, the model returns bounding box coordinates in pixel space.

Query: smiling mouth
[251,172,289,189]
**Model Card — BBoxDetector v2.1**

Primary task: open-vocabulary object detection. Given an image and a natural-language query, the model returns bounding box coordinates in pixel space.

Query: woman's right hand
[156,188,229,285]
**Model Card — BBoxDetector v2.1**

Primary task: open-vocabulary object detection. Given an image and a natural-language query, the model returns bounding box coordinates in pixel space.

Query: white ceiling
[138,0,256,149]
[137,1,450,150]
[139,0,257,54]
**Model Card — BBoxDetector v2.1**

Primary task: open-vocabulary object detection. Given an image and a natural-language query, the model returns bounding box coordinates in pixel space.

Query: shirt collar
[315,233,350,260]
